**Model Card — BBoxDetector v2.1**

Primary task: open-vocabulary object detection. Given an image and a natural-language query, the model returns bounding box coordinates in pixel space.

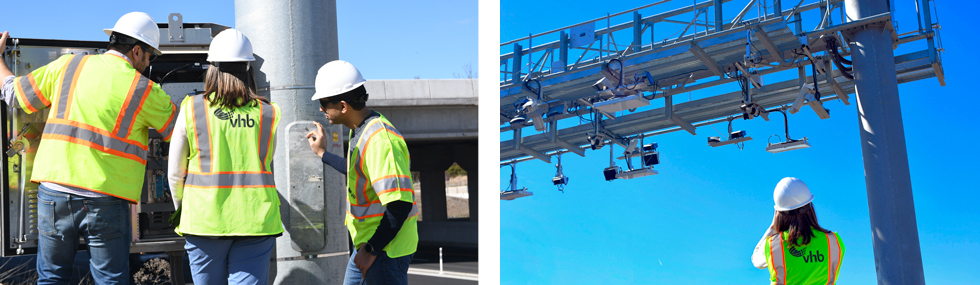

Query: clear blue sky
[501,0,979,284]
[1,0,476,80]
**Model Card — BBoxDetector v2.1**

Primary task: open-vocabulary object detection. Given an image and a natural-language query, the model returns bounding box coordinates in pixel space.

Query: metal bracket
[824,59,850,105]
[665,95,696,135]
[513,128,551,163]
[547,122,585,156]
[734,62,762,89]
[689,42,724,78]
[168,13,185,43]
[753,26,785,64]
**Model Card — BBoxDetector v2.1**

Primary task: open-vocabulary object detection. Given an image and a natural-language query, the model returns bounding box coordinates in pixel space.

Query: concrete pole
[845,0,926,284]
[235,0,348,284]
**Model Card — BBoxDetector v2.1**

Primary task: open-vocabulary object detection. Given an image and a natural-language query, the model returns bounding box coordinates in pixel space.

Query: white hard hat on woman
[752,177,845,284]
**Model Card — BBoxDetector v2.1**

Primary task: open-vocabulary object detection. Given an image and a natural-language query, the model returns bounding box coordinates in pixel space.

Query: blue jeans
[184,235,275,285]
[36,185,131,285]
[343,250,413,285]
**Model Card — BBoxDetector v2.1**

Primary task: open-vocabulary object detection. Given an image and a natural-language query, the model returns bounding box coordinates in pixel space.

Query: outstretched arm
[0,32,12,80]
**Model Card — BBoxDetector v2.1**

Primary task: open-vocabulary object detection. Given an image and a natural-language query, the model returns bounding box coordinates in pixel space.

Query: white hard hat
[311,60,366,101]
[104,12,162,56]
[207,29,255,62]
[773,177,814,211]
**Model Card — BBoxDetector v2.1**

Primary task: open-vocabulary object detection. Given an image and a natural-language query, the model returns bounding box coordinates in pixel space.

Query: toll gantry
[500,1,944,283]
[500,0,942,166]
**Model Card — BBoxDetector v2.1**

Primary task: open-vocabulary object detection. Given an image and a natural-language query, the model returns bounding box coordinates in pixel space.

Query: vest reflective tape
[371,175,413,196]
[55,55,90,119]
[408,201,419,217]
[350,150,370,206]
[826,232,842,284]
[347,200,420,220]
[190,95,212,172]
[257,103,275,172]
[14,73,50,113]
[769,234,787,285]
[114,76,151,138]
[349,202,385,220]
[350,119,405,205]
[184,172,275,188]
[41,119,148,164]
[156,105,178,140]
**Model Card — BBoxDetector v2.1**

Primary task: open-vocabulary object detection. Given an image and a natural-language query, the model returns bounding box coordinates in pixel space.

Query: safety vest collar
[104,50,133,68]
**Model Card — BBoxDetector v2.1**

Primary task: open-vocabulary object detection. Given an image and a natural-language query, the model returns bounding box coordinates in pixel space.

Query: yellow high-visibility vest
[175,94,283,236]
[765,228,845,285]
[11,53,177,202]
[346,114,418,258]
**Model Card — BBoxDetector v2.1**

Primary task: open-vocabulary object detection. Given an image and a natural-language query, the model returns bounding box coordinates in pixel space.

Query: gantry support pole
[845,0,926,284]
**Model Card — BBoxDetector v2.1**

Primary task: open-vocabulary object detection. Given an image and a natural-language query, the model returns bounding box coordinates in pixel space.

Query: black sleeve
[365,200,413,252]
[320,151,347,175]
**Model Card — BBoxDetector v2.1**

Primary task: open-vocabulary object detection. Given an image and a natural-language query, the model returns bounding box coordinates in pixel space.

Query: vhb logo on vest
[803,250,825,263]
[214,109,233,120]
[789,247,806,257]
[214,109,256,128]
[790,246,825,263]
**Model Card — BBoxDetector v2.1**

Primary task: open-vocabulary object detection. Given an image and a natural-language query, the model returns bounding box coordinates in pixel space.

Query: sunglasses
[138,44,158,62]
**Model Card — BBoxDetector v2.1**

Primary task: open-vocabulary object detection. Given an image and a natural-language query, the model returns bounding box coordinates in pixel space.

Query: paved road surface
[408,245,478,284]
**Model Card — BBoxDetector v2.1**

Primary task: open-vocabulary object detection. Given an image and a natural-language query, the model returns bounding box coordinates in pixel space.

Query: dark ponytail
[774,203,832,247]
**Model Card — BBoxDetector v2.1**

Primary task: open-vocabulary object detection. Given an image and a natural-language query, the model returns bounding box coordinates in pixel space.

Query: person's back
[0,12,176,284]
[174,92,281,236]
[753,177,845,285]
[28,52,175,200]
[764,227,844,285]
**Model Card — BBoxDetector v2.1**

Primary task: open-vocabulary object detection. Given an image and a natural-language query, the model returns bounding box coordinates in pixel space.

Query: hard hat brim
[206,56,257,62]
[311,81,367,101]
[773,196,813,212]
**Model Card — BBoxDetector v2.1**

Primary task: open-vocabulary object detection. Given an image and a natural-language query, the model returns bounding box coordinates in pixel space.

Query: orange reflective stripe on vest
[769,234,787,285]
[257,103,275,172]
[190,95,213,172]
[184,171,275,188]
[827,232,842,284]
[54,55,90,119]
[371,175,414,195]
[13,73,50,113]
[41,118,148,164]
[113,75,152,138]
[349,202,385,220]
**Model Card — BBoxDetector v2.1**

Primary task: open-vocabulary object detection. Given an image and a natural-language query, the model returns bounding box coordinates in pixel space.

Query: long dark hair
[203,64,268,109]
[774,203,831,247]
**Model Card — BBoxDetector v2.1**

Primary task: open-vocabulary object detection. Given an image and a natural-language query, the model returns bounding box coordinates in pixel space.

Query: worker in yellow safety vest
[166,29,282,285]
[752,177,845,285]
[0,12,177,284]
[305,60,418,285]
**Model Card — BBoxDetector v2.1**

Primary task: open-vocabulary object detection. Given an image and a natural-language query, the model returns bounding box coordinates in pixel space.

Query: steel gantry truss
[499,0,944,163]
